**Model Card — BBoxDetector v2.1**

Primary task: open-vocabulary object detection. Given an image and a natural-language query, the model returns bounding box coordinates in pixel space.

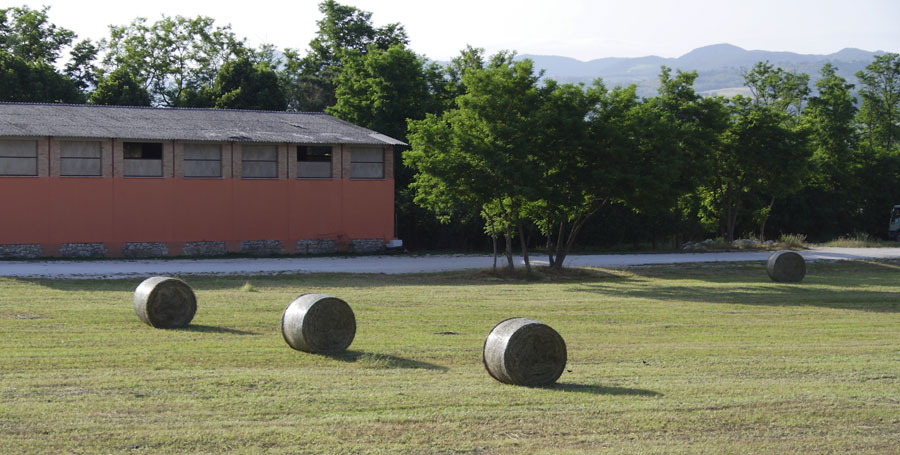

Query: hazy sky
[14,0,900,61]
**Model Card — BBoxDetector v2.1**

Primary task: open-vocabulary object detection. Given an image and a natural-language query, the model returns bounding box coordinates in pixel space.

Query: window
[297,145,332,178]
[123,142,163,177]
[350,147,384,179]
[241,144,278,178]
[0,139,38,176]
[183,143,222,178]
[60,141,101,176]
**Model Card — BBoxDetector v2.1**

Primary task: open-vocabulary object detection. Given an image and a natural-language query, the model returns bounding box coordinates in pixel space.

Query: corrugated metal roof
[0,103,405,146]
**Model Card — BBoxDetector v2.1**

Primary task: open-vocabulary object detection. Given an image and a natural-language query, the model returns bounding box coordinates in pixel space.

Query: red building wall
[0,138,395,257]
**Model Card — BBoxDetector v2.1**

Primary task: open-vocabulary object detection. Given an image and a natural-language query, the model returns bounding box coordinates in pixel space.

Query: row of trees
[2,3,899,268]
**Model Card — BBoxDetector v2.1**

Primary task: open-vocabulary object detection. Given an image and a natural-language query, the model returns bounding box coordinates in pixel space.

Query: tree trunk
[546,229,555,268]
[503,229,514,272]
[724,183,737,243]
[492,235,498,272]
[518,221,531,274]
[758,196,775,241]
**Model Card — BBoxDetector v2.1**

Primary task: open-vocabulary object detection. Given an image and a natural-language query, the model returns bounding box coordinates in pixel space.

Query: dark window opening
[124,142,163,160]
[297,145,332,178]
[297,145,332,162]
[124,142,163,177]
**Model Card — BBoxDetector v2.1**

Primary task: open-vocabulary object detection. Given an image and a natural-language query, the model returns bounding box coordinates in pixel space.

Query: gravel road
[0,247,898,279]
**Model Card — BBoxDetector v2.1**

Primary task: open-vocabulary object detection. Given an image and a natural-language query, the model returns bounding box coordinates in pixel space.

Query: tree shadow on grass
[322,350,449,371]
[540,382,662,396]
[177,324,258,335]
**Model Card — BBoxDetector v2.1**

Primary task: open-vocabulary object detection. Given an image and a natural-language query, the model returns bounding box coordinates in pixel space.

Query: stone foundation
[59,243,108,258]
[122,242,169,258]
[295,238,338,255]
[0,243,43,259]
[240,240,284,256]
[349,238,384,253]
[181,241,228,257]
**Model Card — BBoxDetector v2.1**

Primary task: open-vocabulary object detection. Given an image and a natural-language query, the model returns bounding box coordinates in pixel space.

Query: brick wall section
[341,144,351,179]
[181,241,228,256]
[232,142,242,178]
[384,146,394,180]
[240,240,284,256]
[37,138,49,177]
[296,238,338,255]
[122,242,169,258]
[163,141,174,178]
[278,144,289,180]
[101,139,113,177]
[349,238,384,253]
[173,141,184,178]
[112,140,123,178]
[333,144,344,180]
[59,243,108,258]
[48,138,60,177]
[0,244,43,258]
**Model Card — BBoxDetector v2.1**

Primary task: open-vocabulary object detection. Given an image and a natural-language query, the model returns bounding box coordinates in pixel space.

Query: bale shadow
[542,382,662,396]
[178,324,257,335]
[323,350,448,371]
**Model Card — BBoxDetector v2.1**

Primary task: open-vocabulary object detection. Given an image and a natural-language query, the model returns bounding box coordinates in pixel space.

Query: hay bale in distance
[282,294,356,353]
[767,250,807,283]
[133,276,197,328]
[483,318,567,386]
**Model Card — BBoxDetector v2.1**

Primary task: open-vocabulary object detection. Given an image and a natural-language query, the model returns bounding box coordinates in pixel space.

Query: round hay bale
[133,276,197,328]
[281,294,356,353]
[482,318,567,387]
[767,250,806,283]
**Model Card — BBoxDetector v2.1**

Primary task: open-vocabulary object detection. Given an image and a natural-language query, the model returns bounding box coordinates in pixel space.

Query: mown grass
[1,260,899,454]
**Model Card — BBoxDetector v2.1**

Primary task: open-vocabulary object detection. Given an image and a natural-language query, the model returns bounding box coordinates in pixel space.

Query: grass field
[1,260,899,454]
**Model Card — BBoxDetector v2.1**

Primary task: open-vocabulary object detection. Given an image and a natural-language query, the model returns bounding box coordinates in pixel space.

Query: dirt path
[1,247,898,279]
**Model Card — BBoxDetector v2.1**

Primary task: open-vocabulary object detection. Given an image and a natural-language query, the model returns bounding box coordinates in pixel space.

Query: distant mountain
[518,43,884,98]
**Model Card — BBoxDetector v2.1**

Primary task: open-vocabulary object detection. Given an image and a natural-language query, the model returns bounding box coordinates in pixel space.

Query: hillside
[518,43,883,97]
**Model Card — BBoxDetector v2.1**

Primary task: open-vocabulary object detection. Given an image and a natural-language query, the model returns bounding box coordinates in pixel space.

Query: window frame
[182,143,223,179]
[349,147,385,180]
[59,140,102,177]
[240,143,279,179]
[296,145,333,179]
[123,141,164,178]
[0,139,38,177]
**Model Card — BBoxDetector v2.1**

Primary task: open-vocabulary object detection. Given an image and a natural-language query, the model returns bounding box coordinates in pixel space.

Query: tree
[0,52,83,103]
[0,5,85,103]
[856,53,900,152]
[291,0,408,111]
[0,5,74,65]
[406,52,543,272]
[804,63,858,186]
[64,39,98,93]
[101,15,247,107]
[528,79,611,268]
[89,66,151,106]
[743,61,810,116]
[705,97,811,242]
[210,57,286,110]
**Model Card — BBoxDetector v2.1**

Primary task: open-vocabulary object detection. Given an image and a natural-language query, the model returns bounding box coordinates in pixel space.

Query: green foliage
[327,44,431,140]
[407,52,545,269]
[101,15,247,107]
[210,57,286,111]
[0,52,83,103]
[0,5,84,103]
[743,60,810,115]
[856,53,900,152]
[89,66,151,106]
[292,0,408,111]
[0,5,74,65]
